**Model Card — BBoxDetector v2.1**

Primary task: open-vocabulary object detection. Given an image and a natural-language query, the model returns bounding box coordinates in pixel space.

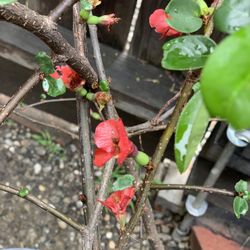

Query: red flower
[50,65,85,91]
[149,9,181,37]
[94,119,134,167]
[99,186,135,224]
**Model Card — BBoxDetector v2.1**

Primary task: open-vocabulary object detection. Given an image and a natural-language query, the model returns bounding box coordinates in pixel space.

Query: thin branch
[23,98,76,108]
[88,24,119,119]
[0,0,82,125]
[151,91,180,125]
[150,184,236,197]
[73,5,99,249]
[0,183,85,232]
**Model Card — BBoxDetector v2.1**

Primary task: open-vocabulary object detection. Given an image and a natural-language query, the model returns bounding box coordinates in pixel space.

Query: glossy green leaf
[42,76,66,97]
[175,91,210,173]
[165,0,202,33]
[201,26,250,129]
[112,174,135,192]
[18,187,30,198]
[162,35,216,70]
[233,196,249,219]
[0,0,16,5]
[214,0,250,34]
[36,52,54,74]
[235,180,248,193]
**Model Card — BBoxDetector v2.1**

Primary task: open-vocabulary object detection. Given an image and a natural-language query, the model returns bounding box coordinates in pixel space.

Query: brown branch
[0,0,82,125]
[150,184,236,197]
[0,183,85,232]
[0,2,97,83]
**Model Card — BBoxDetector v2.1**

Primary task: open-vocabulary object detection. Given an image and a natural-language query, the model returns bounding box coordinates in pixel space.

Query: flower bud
[134,151,150,166]
[95,91,111,106]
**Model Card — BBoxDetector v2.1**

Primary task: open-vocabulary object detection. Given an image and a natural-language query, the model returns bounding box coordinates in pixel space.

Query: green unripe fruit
[99,80,110,92]
[134,151,150,166]
[86,92,95,101]
[76,88,87,97]
[80,9,90,20]
[91,112,101,121]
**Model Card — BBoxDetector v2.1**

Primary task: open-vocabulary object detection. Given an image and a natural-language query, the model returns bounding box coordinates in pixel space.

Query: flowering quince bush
[1,0,250,248]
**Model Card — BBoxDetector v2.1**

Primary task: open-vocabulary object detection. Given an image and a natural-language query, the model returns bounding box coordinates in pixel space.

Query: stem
[23,98,76,108]
[150,184,236,197]
[73,4,99,250]
[0,183,85,232]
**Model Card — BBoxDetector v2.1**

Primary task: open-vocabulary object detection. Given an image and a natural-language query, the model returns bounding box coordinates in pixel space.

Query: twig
[124,159,164,250]
[86,158,116,249]
[88,24,119,119]
[0,183,85,232]
[0,0,82,125]
[151,91,180,125]
[150,184,236,197]
[23,98,76,108]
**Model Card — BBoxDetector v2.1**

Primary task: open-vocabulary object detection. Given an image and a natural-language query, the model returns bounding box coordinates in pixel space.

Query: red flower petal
[149,9,181,37]
[98,186,135,218]
[95,119,119,153]
[93,148,114,168]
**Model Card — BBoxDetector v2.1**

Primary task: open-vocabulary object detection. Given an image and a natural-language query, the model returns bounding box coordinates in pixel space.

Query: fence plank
[130,0,170,66]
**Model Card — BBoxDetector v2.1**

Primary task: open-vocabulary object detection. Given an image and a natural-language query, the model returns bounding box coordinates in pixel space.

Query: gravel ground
[0,121,190,250]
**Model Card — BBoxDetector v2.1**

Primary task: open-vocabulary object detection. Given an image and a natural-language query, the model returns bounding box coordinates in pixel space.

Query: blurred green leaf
[162,35,216,70]
[0,0,17,5]
[214,0,250,33]
[201,26,250,129]
[175,91,210,173]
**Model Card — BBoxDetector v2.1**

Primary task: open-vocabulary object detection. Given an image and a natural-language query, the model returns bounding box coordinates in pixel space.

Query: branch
[0,183,85,232]
[0,0,81,125]
[150,184,236,197]
[0,2,97,83]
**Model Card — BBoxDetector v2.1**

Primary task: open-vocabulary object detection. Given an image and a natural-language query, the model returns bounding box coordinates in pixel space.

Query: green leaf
[175,91,210,173]
[80,0,93,11]
[201,26,250,129]
[214,0,250,34]
[0,0,16,5]
[18,187,30,198]
[233,196,249,219]
[42,76,66,97]
[162,35,216,70]
[36,52,54,74]
[112,174,135,192]
[165,0,202,33]
[235,180,248,193]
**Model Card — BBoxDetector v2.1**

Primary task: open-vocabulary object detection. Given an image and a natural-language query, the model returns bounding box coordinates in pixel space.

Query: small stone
[38,185,46,192]
[9,146,15,153]
[35,146,46,156]
[63,197,71,204]
[142,240,148,246]
[70,144,77,153]
[108,240,116,249]
[106,232,113,239]
[95,171,102,177]
[159,233,172,242]
[76,200,83,209]
[34,163,42,175]
[161,225,171,234]
[167,240,177,248]
[178,242,189,249]
[57,220,67,229]
[73,169,80,175]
